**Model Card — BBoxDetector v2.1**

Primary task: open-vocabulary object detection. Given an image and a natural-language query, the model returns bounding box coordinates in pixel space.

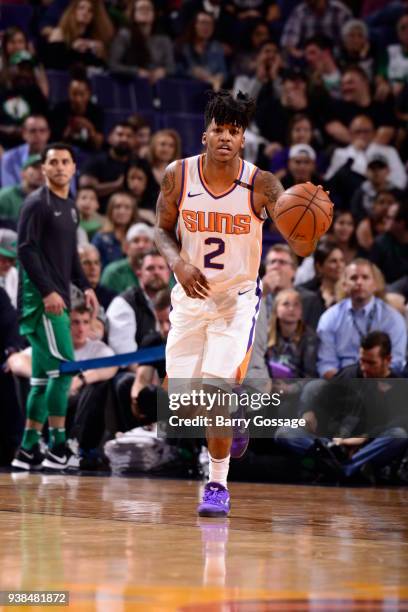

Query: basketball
[274,183,334,243]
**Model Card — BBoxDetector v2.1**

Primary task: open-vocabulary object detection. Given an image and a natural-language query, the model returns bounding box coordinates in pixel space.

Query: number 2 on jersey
[204,237,225,269]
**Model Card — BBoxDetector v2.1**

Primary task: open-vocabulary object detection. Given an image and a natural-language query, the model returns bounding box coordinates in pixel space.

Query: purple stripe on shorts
[246,277,262,352]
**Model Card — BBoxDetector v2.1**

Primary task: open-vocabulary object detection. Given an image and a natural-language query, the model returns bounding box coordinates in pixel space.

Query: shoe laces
[204,484,226,503]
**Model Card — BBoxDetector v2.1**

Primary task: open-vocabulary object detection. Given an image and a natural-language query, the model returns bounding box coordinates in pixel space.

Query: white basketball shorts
[166,279,262,383]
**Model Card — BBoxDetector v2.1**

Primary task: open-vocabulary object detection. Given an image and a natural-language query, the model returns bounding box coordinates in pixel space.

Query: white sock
[208,454,230,488]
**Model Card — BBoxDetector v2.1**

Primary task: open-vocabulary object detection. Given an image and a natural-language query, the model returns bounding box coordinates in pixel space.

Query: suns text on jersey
[181,210,251,234]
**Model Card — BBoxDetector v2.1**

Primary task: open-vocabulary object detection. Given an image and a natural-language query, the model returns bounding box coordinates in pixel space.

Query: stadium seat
[0,4,33,33]
[161,113,204,157]
[46,70,71,105]
[156,79,208,113]
[91,75,154,112]
[103,109,159,136]
[130,77,154,111]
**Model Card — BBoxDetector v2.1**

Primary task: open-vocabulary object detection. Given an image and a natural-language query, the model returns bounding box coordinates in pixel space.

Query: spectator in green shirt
[76,186,104,240]
[0,154,43,224]
[100,222,154,293]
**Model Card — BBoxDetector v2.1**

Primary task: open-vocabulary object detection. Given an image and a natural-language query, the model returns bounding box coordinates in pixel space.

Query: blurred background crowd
[1,0,408,484]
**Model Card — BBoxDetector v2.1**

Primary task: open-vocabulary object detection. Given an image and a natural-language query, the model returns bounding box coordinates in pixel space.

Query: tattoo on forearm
[161,169,175,196]
[264,173,284,207]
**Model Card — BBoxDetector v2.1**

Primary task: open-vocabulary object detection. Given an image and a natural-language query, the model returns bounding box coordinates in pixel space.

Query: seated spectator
[255,70,328,168]
[276,331,408,483]
[78,244,117,315]
[128,114,152,158]
[295,210,360,285]
[304,35,342,99]
[1,115,50,187]
[370,200,408,283]
[107,250,170,355]
[0,27,49,98]
[298,240,345,312]
[252,288,318,385]
[79,121,135,212]
[149,129,182,189]
[179,0,237,47]
[378,13,408,96]
[316,258,407,378]
[66,302,117,460]
[231,21,273,79]
[325,67,397,146]
[92,191,139,268]
[101,223,154,294]
[51,75,104,151]
[338,19,377,82]
[261,244,324,329]
[233,40,282,101]
[0,52,49,149]
[356,190,397,252]
[114,288,170,432]
[280,0,352,61]
[125,159,159,225]
[280,144,321,189]
[109,0,175,83]
[350,153,402,223]
[0,229,18,308]
[176,11,228,91]
[46,0,114,69]
[268,113,326,179]
[0,155,43,226]
[325,115,407,205]
[76,187,104,241]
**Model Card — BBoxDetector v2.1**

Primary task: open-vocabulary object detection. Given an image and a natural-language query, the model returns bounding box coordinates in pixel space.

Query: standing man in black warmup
[12,144,99,471]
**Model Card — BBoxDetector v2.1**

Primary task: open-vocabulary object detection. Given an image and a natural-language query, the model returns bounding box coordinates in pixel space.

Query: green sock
[49,428,66,448]
[21,429,41,451]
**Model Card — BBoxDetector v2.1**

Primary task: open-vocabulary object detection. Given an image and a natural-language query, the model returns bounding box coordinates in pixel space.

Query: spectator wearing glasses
[247,245,324,389]
[1,115,50,187]
[316,258,407,379]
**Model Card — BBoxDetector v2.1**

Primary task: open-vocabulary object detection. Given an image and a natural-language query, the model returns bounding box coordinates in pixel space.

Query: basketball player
[154,92,316,517]
[12,144,98,471]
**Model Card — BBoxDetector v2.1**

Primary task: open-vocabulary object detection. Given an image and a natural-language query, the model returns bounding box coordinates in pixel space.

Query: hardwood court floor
[0,474,407,611]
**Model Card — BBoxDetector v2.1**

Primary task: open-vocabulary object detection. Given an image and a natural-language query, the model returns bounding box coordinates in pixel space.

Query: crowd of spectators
[1,0,408,483]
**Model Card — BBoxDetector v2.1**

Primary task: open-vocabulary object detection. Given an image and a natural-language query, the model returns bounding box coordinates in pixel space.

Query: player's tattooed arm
[253,170,284,221]
[154,161,183,271]
[154,161,211,299]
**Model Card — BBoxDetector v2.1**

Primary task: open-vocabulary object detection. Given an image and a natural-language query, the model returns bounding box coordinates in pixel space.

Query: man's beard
[145,279,167,293]
[112,144,131,157]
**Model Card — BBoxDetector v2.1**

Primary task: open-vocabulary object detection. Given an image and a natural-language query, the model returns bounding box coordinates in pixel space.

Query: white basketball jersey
[177,154,264,293]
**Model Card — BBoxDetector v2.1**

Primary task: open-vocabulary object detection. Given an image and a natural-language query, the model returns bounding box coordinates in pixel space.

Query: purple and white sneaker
[198,482,231,517]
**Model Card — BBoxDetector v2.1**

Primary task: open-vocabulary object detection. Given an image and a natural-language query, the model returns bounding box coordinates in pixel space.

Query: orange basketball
[274,183,334,243]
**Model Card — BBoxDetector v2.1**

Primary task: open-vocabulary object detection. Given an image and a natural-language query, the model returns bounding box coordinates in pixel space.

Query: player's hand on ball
[174,260,210,299]
[43,291,66,315]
